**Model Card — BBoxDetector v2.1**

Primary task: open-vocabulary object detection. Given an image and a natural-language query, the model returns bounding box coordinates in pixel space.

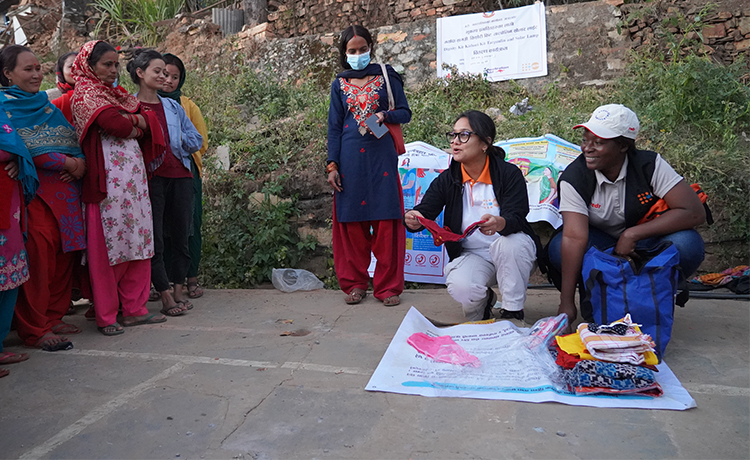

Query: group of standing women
[0,40,207,378]
[328,25,706,327]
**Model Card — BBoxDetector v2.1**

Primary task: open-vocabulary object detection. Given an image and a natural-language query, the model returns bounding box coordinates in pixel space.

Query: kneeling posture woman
[404,110,540,323]
[547,104,706,323]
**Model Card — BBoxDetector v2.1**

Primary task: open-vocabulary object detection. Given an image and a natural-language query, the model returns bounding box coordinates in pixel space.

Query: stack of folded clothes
[553,314,663,397]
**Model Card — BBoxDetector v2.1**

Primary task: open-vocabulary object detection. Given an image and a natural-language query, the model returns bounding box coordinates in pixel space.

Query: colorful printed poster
[495,134,581,229]
[437,3,548,82]
[368,142,451,284]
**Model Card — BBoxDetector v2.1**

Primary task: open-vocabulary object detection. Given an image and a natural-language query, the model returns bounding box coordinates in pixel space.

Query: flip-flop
[97,323,124,336]
[0,368,8,378]
[178,300,193,311]
[160,304,187,317]
[148,286,160,302]
[122,313,167,327]
[51,322,82,335]
[0,351,29,365]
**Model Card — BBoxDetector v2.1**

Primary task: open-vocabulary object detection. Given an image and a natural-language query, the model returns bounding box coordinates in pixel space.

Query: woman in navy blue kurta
[326,25,411,306]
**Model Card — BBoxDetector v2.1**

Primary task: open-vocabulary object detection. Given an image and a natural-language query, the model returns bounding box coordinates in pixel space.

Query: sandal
[0,351,29,365]
[383,295,401,307]
[30,333,73,351]
[98,323,124,336]
[160,302,188,317]
[51,322,82,335]
[122,313,167,327]
[148,286,160,302]
[0,368,8,378]
[345,288,367,305]
[187,281,204,299]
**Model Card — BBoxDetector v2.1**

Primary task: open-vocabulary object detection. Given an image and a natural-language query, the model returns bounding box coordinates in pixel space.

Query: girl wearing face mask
[71,40,168,335]
[129,49,203,317]
[0,45,86,349]
[326,25,412,307]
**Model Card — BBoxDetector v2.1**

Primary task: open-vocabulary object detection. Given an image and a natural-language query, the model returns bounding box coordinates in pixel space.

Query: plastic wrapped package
[271,268,325,292]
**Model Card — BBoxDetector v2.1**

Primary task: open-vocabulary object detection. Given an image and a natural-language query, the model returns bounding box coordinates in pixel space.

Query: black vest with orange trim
[560,149,658,229]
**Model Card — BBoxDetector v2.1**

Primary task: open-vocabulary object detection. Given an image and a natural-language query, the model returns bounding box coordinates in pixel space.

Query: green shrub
[200,171,317,287]
[617,51,750,241]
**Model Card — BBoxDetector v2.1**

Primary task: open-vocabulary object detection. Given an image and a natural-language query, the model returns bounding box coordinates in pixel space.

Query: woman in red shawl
[70,40,168,335]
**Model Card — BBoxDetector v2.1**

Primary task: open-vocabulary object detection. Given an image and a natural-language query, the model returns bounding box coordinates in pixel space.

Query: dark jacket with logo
[407,152,541,261]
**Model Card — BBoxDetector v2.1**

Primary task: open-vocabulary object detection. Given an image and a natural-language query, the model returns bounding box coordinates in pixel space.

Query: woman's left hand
[4,160,19,180]
[478,214,506,236]
[375,112,386,124]
[614,228,638,257]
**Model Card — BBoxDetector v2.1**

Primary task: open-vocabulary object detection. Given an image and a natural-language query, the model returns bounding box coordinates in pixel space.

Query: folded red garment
[417,216,486,246]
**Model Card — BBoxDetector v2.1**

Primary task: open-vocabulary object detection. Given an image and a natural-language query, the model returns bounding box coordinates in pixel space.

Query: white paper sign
[366,307,697,410]
[437,3,548,82]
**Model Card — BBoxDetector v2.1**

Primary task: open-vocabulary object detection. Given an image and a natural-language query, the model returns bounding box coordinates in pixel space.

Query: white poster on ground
[496,134,581,229]
[437,3,548,82]
[368,142,451,284]
[366,307,697,410]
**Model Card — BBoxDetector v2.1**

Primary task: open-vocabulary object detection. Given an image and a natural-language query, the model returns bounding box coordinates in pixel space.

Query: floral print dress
[98,134,154,265]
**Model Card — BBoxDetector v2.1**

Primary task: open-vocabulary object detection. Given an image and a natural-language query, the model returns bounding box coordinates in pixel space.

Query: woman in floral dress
[71,40,168,335]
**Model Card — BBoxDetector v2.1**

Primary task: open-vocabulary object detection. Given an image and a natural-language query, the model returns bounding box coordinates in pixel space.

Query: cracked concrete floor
[0,288,748,459]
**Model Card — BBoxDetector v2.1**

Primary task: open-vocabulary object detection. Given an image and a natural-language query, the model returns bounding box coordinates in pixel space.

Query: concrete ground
[0,288,748,459]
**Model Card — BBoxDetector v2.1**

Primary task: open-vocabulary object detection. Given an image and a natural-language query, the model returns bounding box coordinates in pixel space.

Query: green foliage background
[178,48,749,288]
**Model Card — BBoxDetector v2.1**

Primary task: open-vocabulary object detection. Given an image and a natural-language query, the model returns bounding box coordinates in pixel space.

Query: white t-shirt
[559,154,683,237]
[460,161,500,261]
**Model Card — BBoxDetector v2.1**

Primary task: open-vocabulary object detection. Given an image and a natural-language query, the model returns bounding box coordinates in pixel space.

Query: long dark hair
[338,25,373,70]
[455,110,505,157]
[126,48,163,85]
[0,45,33,87]
[88,41,117,68]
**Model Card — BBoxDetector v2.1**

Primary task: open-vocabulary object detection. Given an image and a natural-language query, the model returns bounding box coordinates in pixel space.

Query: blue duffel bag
[581,242,680,360]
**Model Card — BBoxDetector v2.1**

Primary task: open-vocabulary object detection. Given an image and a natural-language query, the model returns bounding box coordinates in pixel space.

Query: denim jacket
[158,95,203,171]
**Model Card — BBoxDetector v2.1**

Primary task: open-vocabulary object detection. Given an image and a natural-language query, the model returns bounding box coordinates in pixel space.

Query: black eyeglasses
[445,131,475,144]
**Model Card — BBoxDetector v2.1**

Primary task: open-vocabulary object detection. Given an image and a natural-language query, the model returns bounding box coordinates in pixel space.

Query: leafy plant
[92,0,184,46]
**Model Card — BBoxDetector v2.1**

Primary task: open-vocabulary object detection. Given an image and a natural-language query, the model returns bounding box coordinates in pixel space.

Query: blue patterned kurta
[327,65,411,223]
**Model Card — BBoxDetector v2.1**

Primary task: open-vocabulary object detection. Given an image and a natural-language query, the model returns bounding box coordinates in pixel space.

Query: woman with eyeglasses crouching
[404,110,541,325]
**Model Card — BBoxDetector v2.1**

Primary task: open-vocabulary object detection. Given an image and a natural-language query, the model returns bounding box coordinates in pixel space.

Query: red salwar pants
[86,204,150,328]
[15,199,75,346]
[332,203,405,301]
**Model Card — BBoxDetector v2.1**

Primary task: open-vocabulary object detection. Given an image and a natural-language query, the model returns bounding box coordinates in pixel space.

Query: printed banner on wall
[369,142,451,284]
[436,3,547,82]
[495,134,580,229]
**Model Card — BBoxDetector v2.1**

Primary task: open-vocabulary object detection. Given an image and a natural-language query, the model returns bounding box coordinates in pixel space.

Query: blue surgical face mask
[346,50,371,71]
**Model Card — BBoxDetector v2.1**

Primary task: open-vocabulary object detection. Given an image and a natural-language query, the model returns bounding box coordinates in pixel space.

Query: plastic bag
[271,268,324,292]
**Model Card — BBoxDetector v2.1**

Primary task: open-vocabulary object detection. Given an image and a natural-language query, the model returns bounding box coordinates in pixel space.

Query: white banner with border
[437,3,548,82]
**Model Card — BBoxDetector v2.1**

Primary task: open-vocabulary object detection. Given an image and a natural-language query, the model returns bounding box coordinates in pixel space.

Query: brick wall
[266,0,494,38]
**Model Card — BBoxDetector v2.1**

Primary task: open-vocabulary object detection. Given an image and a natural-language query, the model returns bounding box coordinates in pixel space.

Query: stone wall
[236,1,628,92]
[266,0,494,38]
[620,1,750,66]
